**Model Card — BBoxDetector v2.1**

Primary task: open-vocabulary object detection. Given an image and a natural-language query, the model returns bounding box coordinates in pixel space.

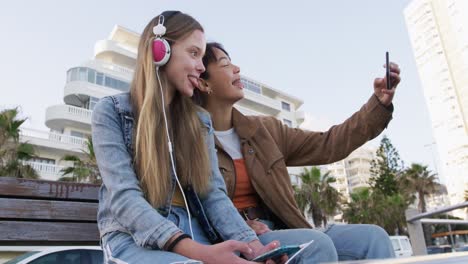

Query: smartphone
[386,51,391,90]
[251,245,301,262]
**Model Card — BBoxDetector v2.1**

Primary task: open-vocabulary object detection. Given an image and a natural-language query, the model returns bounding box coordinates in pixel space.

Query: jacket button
[248,148,254,154]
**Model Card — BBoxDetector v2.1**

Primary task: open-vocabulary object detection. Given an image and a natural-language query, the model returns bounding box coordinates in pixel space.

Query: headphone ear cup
[152,38,171,66]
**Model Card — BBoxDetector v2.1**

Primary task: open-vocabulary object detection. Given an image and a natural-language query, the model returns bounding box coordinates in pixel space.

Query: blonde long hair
[130,12,211,207]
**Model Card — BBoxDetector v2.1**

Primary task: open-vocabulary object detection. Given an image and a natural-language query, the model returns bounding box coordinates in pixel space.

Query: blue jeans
[102,207,394,263]
[101,207,335,263]
[259,220,395,262]
[324,224,396,260]
[102,207,214,264]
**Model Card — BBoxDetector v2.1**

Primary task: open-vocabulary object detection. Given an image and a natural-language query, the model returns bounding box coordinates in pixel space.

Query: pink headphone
[152,11,179,66]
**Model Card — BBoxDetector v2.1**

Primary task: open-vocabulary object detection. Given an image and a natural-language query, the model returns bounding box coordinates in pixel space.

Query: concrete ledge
[335,252,468,264]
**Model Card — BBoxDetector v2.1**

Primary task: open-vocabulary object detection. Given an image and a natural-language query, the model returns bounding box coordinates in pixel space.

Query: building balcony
[82,60,133,80]
[94,39,136,62]
[63,81,118,106]
[23,161,66,181]
[239,89,282,115]
[296,111,305,126]
[235,105,266,116]
[45,104,92,131]
[20,128,88,154]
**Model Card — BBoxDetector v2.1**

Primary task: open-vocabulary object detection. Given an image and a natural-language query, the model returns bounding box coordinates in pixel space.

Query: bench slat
[0,177,99,201]
[0,221,99,241]
[0,198,97,221]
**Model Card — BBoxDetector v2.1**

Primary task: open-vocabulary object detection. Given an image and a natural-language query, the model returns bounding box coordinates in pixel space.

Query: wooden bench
[0,177,100,246]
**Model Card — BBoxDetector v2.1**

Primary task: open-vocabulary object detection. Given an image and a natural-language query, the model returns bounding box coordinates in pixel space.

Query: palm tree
[294,167,342,228]
[59,137,100,184]
[399,163,440,244]
[399,163,440,213]
[0,108,38,178]
[343,187,374,224]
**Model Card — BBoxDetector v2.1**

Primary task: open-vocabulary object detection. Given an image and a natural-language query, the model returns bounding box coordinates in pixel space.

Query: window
[241,79,262,94]
[88,250,104,264]
[401,238,411,251]
[70,68,78,81]
[66,67,130,91]
[89,97,99,110]
[70,130,86,138]
[87,68,96,83]
[96,72,104,85]
[281,101,291,111]
[283,119,292,127]
[29,250,80,264]
[78,68,87,81]
[104,76,113,88]
[28,249,103,264]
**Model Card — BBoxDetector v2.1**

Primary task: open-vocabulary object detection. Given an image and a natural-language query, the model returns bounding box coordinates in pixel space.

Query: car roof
[0,246,101,252]
[12,246,102,264]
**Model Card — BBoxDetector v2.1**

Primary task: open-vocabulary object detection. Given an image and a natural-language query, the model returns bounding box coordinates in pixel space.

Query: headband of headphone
[152,11,180,66]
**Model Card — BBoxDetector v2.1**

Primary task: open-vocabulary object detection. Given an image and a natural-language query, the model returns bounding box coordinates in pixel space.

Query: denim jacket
[92,93,257,250]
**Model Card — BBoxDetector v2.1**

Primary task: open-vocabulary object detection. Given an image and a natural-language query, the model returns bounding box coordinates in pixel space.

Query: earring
[207,88,212,95]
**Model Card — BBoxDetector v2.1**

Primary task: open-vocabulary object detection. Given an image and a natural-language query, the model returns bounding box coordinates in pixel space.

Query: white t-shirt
[214,128,243,159]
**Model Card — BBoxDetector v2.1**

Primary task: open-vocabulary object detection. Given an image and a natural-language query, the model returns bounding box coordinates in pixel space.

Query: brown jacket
[214,95,393,229]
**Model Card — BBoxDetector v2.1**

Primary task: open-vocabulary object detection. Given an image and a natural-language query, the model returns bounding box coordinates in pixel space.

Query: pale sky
[0,0,442,181]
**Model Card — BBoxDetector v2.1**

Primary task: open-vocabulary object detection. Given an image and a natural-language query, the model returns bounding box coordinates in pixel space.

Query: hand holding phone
[251,245,301,262]
[251,240,314,263]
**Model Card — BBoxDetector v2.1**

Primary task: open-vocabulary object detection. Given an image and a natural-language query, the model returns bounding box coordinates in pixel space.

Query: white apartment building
[19,25,305,181]
[426,184,451,211]
[404,0,468,218]
[325,145,377,202]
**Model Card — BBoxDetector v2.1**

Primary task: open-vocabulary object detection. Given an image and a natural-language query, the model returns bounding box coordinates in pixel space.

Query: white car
[390,235,413,258]
[4,246,103,264]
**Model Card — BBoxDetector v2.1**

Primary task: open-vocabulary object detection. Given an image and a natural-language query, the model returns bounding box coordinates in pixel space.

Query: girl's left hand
[246,219,271,235]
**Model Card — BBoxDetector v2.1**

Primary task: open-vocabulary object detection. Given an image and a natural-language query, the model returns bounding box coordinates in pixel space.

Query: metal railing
[405,201,468,256]
[21,128,88,147]
[45,104,93,125]
[22,161,67,180]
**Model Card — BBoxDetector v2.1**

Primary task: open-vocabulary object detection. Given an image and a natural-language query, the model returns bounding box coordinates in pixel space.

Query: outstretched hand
[374,62,401,106]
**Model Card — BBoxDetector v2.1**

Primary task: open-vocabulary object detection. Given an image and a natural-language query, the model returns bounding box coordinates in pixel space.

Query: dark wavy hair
[193,42,230,106]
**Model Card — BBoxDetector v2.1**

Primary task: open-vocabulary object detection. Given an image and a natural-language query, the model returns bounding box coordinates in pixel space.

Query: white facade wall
[404,0,468,218]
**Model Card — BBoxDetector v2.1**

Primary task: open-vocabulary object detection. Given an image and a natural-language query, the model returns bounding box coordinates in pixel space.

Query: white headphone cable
[156,67,195,240]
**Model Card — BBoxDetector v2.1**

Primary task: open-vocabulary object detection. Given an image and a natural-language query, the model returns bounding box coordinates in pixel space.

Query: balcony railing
[241,89,282,115]
[21,128,88,148]
[23,161,66,180]
[45,104,92,130]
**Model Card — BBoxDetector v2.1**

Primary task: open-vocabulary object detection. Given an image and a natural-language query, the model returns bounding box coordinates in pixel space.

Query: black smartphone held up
[386,52,391,90]
[251,245,301,262]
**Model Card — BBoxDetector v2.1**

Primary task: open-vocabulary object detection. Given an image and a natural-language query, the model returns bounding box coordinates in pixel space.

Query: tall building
[325,145,377,202]
[404,0,468,218]
[19,25,305,181]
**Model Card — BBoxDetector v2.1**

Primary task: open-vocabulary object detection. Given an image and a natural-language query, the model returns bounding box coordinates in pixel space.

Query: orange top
[171,187,185,207]
[232,159,259,210]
